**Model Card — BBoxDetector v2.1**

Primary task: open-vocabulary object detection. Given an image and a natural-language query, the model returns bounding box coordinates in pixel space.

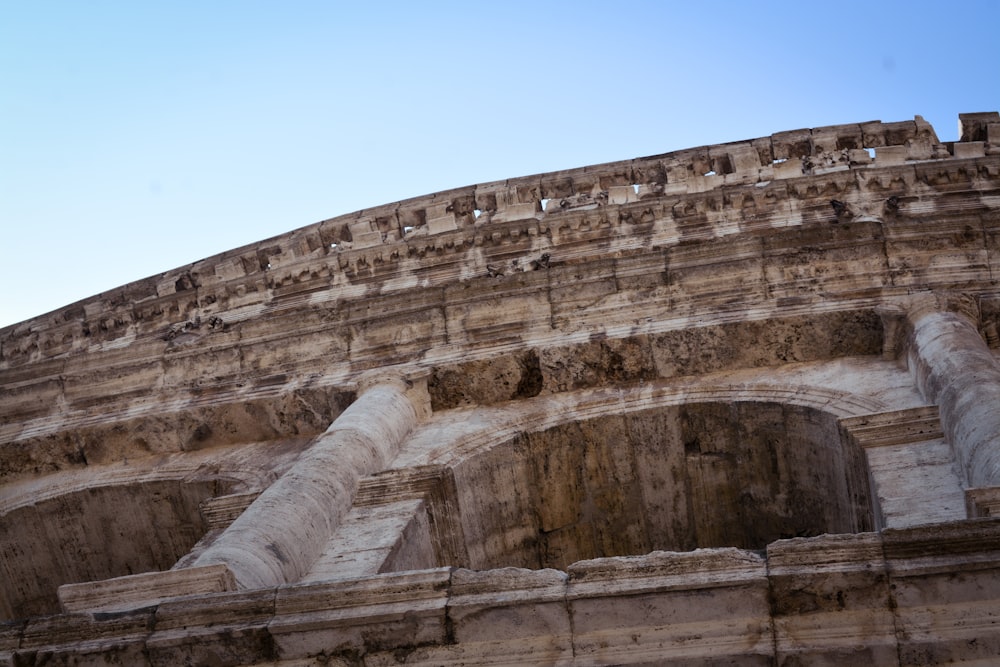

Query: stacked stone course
[3,112,1000,665]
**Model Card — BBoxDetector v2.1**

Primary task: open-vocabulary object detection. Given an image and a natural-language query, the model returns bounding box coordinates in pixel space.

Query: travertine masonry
[3,112,1000,665]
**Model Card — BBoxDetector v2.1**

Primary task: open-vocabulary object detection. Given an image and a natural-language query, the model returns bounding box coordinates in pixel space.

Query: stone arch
[0,477,227,621]
[404,380,884,572]
[448,398,874,570]
[417,379,889,469]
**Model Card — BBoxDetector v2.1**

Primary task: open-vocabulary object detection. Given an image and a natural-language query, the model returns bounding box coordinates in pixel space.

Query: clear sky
[2,1,998,328]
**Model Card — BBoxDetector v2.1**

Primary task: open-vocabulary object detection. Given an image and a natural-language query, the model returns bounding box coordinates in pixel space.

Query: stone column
[192,373,429,589]
[899,293,1000,488]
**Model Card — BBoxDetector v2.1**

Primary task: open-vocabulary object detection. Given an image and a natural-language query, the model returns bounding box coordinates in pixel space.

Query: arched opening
[0,479,226,621]
[450,401,873,570]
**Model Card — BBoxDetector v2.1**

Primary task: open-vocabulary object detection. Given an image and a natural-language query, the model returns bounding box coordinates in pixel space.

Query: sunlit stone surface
[3,112,1000,665]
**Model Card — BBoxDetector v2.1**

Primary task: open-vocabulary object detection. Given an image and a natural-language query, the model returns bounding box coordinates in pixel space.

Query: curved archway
[0,478,225,621]
[418,376,891,471]
[449,400,873,570]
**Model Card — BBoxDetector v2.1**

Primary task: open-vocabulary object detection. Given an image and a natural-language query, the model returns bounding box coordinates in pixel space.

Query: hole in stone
[473,209,482,219]
[866,147,876,159]
[632,184,640,194]
[330,242,338,249]
[540,198,550,211]
[773,158,788,164]
[403,226,415,235]
[704,170,716,176]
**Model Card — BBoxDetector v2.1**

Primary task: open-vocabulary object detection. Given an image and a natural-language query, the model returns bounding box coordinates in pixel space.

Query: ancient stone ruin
[2,112,1000,665]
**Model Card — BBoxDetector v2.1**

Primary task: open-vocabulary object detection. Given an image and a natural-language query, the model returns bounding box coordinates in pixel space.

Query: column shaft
[904,295,1000,488]
[192,377,426,589]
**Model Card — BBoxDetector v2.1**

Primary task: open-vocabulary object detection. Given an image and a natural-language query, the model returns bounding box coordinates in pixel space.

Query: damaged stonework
[3,112,1000,665]
[6,524,1000,665]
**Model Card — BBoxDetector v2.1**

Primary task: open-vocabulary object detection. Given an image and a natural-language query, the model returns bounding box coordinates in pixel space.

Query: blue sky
[2,1,998,328]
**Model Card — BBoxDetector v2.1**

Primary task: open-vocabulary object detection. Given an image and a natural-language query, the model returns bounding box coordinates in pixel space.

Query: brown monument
[2,112,1000,665]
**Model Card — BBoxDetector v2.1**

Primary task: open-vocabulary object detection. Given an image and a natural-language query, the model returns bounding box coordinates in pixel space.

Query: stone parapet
[5,523,1000,665]
[2,143,999,479]
[1,114,995,378]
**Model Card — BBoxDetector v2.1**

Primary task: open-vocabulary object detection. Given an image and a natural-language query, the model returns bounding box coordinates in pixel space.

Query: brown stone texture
[4,112,1000,665]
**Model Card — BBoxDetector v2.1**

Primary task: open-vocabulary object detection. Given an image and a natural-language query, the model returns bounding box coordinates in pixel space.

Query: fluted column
[192,373,429,589]
[899,293,1000,488]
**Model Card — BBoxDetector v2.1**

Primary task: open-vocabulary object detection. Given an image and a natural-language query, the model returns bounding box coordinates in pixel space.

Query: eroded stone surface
[3,112,1000,664]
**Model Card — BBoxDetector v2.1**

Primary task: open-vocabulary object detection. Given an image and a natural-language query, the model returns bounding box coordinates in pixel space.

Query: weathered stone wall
[448,401,873,572]
[3,524,1000,665]
[2,112,1000,665]
[3,114,999,483]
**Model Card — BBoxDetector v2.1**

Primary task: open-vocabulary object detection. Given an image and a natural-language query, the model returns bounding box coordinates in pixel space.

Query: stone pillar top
[901,291,980,326]
[355,369,432,421]
[878,291,980,326]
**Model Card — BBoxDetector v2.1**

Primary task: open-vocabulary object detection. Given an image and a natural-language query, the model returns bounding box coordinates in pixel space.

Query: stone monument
[2,112,1000,665]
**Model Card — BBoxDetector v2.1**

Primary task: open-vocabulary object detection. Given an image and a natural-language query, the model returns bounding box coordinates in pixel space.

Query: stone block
[875,144,909,165]
[303,499,428,582]
[348,218,383,249]
[884,521,1000,666]
[58,564,237,614]
[608,184,638,205]
[768,533,897,665]
[449,567,569,643]
[20,609,153,661]
[269,569,451,659]
[567,550,772,665]
[953,141,986,159]
[772,129,812,160]
[147,589,278,666]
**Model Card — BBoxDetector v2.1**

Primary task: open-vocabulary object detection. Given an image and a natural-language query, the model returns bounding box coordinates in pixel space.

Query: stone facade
[2,112,1000,665]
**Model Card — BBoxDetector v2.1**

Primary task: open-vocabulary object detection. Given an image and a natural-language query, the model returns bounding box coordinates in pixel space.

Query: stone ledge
[840,405,943,447]
[967,486,1000,518]
[0,114,984,371]
[201,491,262,528]
[6,521,1000,664]
[57,563,237,614]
